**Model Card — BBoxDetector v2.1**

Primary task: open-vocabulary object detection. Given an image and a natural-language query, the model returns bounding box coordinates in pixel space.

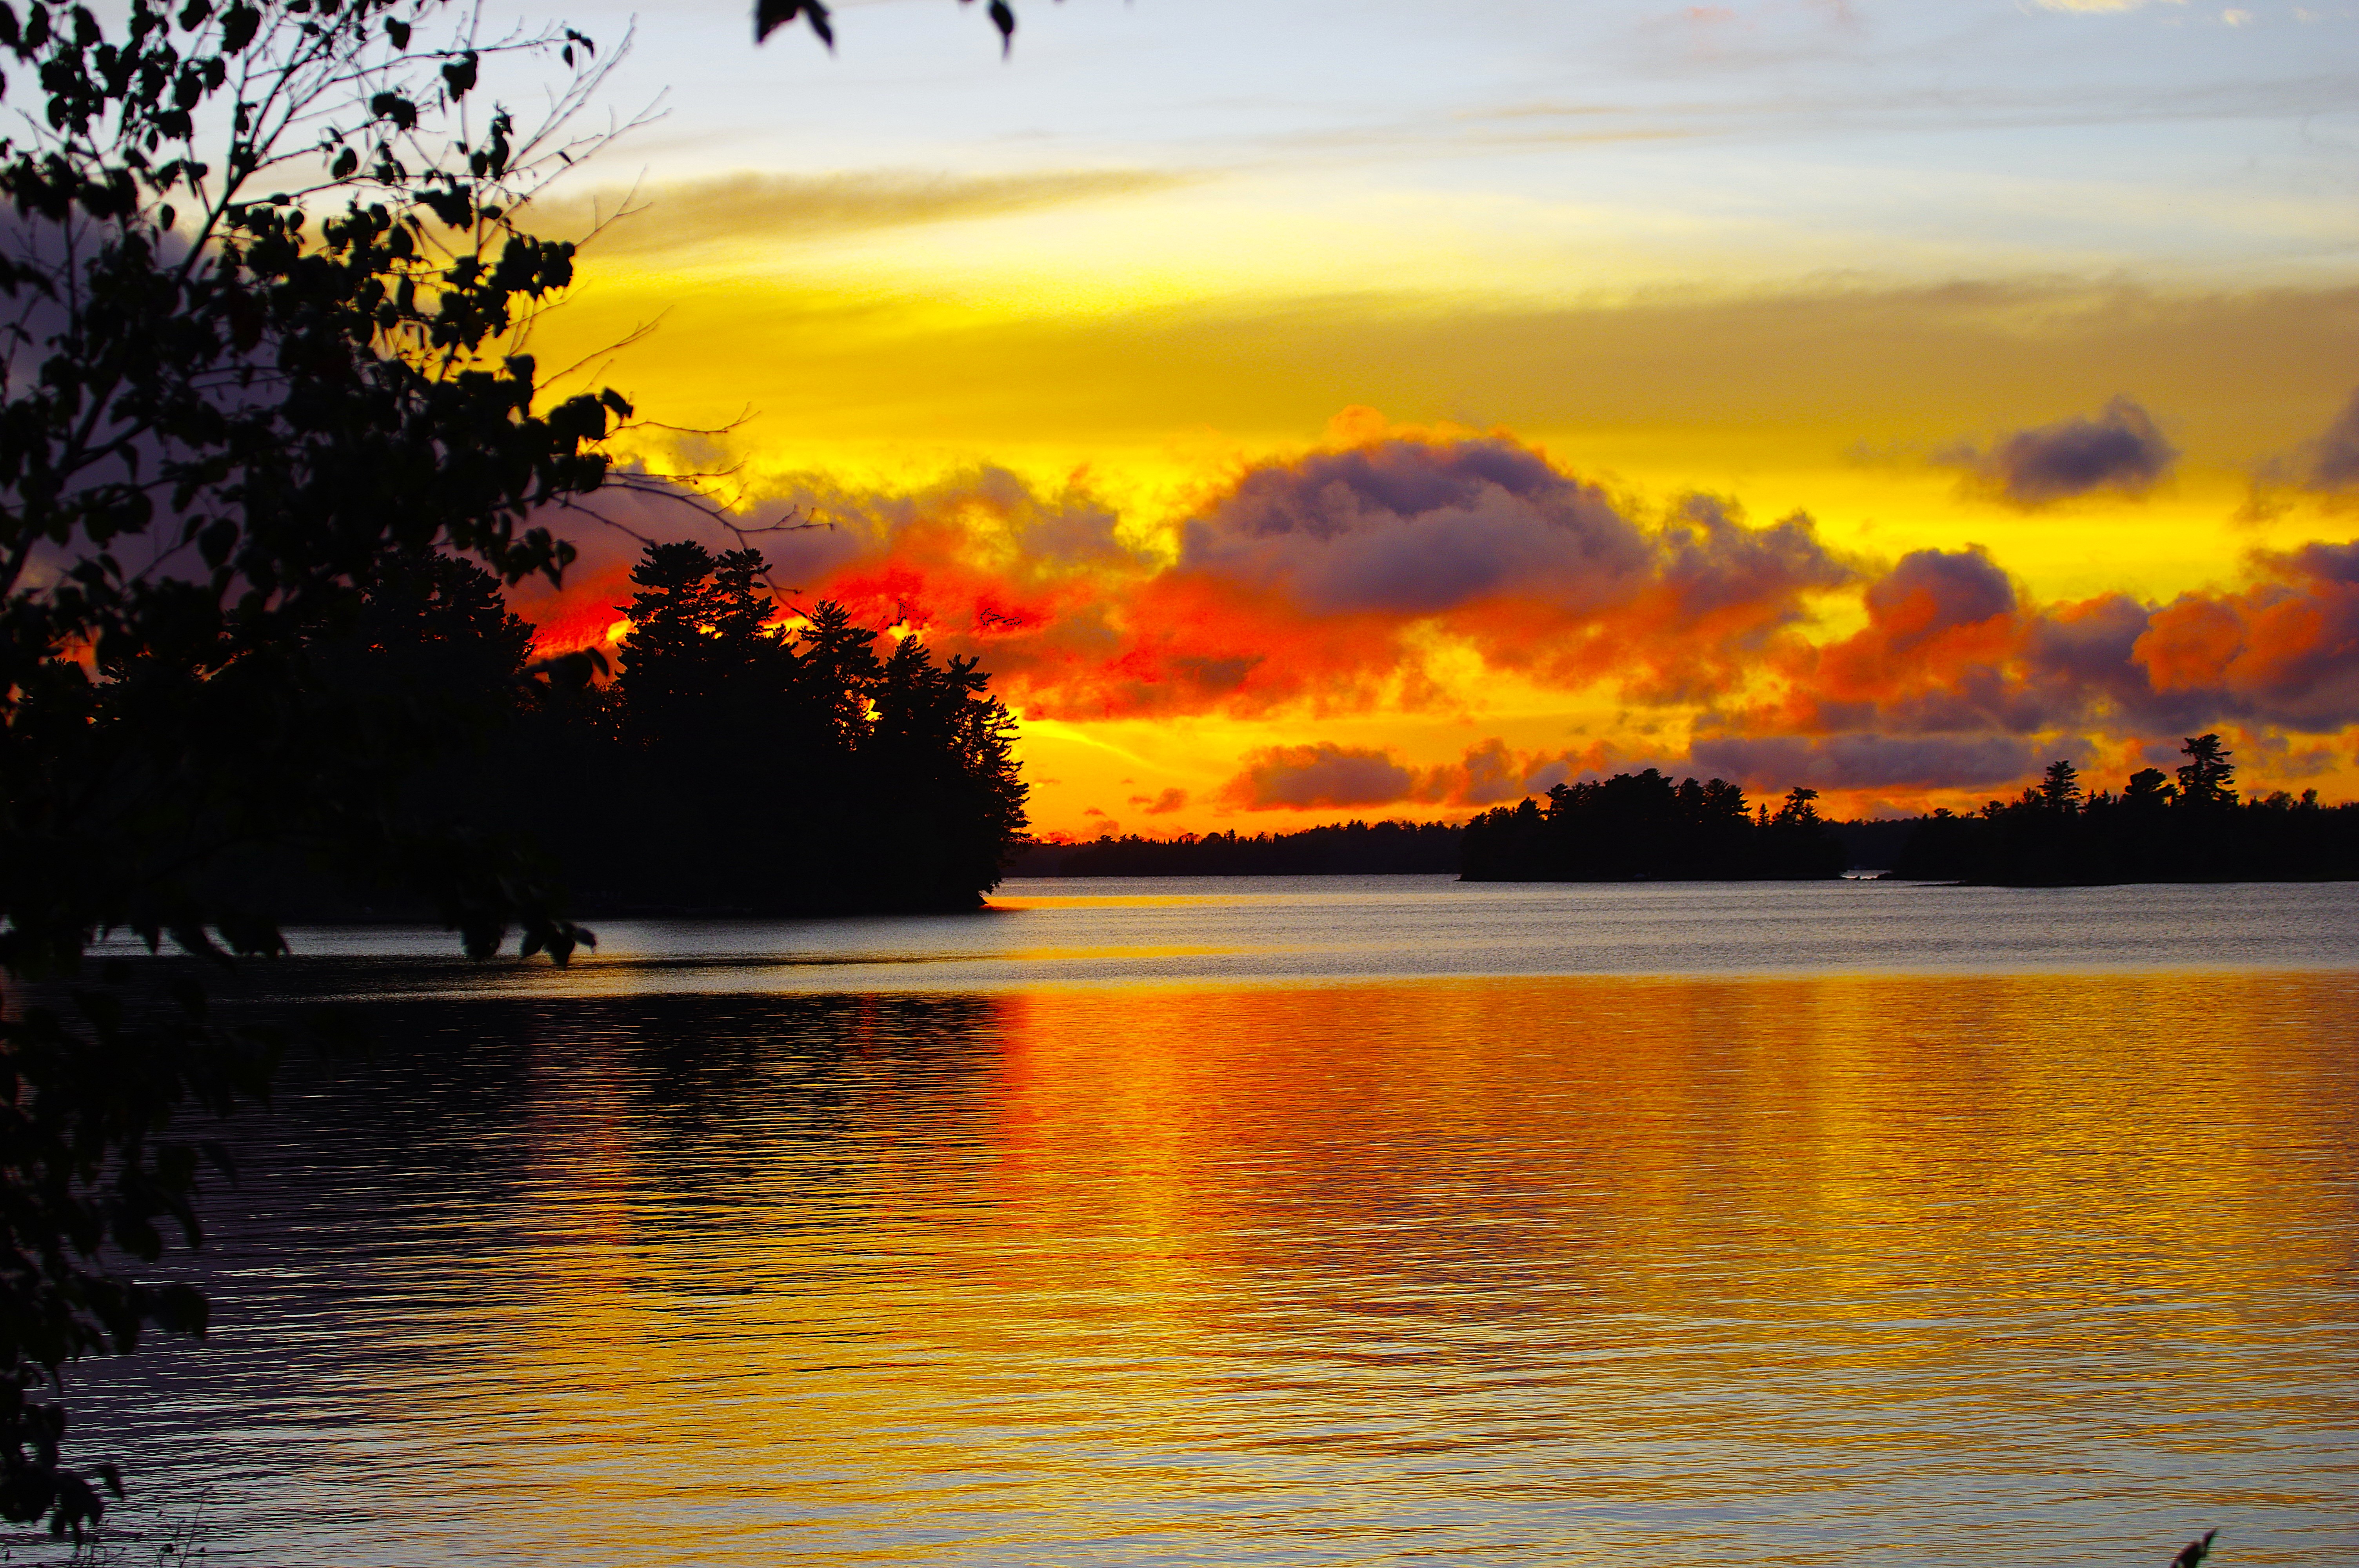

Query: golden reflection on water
[324,967,2359,1567]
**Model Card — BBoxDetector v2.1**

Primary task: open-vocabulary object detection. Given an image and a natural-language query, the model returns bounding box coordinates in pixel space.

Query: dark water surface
[35,879,2359,1564]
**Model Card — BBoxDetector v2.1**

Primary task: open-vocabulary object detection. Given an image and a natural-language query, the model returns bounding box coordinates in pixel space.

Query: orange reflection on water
[412,970,2357,1565]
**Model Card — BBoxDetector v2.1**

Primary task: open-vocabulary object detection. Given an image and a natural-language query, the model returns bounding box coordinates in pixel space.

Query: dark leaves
[758,0,1025,50]
[754,0,829,47]
[0,0,651,1533]
[218,2,258,52]
[367,89,414,129]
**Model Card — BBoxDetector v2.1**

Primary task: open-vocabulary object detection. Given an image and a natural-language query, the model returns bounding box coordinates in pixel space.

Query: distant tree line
[1009,741,2359,887]
[1460,770,1847,881]
[1892,736,2359,884]
[249,541,1029,916]
[1012,819,1463,876]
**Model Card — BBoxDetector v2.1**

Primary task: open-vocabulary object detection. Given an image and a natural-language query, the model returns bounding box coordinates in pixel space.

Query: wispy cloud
[531,169,1189,256]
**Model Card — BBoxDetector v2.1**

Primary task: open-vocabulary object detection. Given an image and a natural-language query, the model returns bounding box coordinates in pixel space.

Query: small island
[1889,736,2359,885]
[1460,770,1847,881]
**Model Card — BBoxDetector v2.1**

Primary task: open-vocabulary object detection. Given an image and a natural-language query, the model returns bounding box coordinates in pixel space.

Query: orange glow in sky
[500,0,2359,838]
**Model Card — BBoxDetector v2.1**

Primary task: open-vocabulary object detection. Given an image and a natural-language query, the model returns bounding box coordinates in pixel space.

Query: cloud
[1148,430,1856,714]
[498,419,2359,810]
[1722,535,2359,749]
[531,169,1185,256]
[1181,434,1650,615]
[1866,547,2017,643]
[1203,729,2066,814]
[1452,738,1527,806]
[1688,732,2046,790]
[1950,396,2177,505]
[1214,736,1681,814]
[2294,389,2359,493]
[1218,743,1420,811]
[515,455,2359,751]
[1754,546,2027,736]
[513,429,1855,725]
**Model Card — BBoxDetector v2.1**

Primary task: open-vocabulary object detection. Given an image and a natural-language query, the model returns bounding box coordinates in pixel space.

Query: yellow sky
[505,0,2359,837]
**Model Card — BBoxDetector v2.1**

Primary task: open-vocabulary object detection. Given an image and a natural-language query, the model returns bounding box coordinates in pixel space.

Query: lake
[33,878,2359,1565]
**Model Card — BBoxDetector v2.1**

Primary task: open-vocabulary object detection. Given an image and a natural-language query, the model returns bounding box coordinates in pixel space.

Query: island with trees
[1890,736,2359,884]
[1458,770,1849,881]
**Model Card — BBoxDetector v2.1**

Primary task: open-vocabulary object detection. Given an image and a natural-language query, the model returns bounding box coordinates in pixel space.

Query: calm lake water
[33,878,2359,1565]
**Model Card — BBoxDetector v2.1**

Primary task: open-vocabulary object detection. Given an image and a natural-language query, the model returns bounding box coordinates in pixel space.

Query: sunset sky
[499,0,2359,839]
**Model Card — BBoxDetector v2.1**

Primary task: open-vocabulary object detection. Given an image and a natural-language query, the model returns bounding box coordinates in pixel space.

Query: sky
[486,0,2359,837]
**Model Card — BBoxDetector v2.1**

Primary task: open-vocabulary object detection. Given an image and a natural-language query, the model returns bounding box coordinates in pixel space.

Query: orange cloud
[504,428,2359,815]
[511,429,1862,724]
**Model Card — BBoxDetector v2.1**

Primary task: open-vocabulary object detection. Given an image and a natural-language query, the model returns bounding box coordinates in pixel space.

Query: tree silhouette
[1461,770,1843,881]
[570,542,1026,913]
[1030,820,1465,877]
[2037,759,2082,812]
[0,0,635,1532]
[2175,734,2237,809]
[1891,751,2354,883]
[0,0,1040,1532]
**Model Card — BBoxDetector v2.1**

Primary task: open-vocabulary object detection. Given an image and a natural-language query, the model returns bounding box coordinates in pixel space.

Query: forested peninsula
[265,541,1028,917]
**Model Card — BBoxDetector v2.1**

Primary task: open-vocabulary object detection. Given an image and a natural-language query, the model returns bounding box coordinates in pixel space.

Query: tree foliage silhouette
[2175,733,2236,809]
[578,542,1027,913]
[1893,736,2355,883]
[0,0,1039,1533]
[2037,759,2082,812]
[1460,770,1845,881]
[0,0,643,1533]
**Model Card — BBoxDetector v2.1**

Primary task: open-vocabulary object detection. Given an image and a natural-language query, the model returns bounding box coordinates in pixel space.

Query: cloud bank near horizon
[509,416,2359,817]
